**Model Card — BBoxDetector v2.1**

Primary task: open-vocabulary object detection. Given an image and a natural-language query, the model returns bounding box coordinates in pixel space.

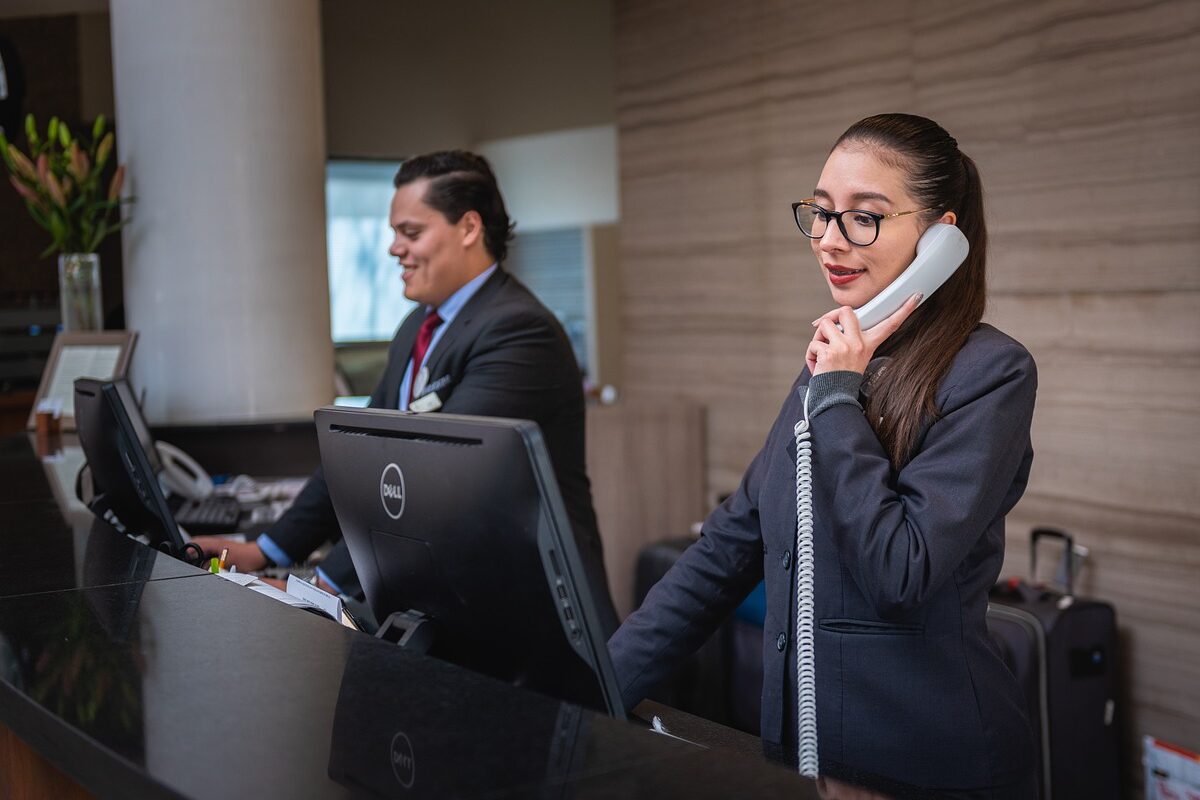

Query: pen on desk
[219,548,228,571]
[209,557,219,574]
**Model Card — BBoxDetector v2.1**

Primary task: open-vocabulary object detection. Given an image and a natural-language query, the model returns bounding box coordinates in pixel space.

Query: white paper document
[46,345,123,418]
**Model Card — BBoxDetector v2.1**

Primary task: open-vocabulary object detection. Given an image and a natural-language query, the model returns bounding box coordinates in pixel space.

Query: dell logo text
[390,731,415,788]
[380,462,406,520]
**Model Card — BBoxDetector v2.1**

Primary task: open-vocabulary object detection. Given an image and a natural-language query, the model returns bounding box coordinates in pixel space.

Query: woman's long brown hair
[832,114,987,469]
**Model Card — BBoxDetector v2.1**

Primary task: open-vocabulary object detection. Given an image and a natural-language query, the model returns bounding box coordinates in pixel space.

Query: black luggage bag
[986,527,1121,800]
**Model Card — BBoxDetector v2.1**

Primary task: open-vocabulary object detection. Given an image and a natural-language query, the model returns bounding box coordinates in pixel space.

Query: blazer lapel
[422,268,509,378]
[381,308,426,409]
[785,384,809,463]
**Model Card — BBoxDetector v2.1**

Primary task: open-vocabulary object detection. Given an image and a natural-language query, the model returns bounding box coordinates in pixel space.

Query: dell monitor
[315,407,624,717]
[74,378,199,564]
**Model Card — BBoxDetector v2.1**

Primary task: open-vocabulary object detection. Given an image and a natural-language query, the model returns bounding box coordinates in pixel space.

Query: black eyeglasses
[791,199,932,247]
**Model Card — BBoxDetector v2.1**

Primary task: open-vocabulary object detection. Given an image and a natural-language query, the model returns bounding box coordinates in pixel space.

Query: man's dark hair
[394,151,515,263]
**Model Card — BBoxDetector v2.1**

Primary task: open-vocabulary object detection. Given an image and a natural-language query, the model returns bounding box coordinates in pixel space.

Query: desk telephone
[793,222,970,776]
[156,441,213,500]
[157,442,303,532]
[153,442,243,532]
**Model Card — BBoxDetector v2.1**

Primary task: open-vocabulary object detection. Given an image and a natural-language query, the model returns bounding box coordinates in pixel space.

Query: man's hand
[190,537,269,572]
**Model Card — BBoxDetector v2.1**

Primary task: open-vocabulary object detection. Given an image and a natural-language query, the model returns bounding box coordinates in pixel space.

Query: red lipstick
[825,264,865,286]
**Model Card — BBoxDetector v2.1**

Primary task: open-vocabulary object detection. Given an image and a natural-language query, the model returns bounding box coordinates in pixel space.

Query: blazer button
[776,632,787,652]
[781,551,791,570]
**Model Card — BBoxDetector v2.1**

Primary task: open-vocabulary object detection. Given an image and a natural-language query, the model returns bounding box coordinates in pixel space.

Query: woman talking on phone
[609,113,1037,798]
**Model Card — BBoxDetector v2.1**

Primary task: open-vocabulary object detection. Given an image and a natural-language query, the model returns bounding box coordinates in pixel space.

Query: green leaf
[88,222,108,252]
[25,200,51,231]
[92,115,106,141]
[58,122,71,148]
[49,210,66,243]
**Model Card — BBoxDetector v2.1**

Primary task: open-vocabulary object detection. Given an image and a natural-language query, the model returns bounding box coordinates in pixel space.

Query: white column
[109,0,332,423]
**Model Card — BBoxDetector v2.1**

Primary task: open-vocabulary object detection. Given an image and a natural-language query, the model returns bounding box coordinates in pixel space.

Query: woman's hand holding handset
[806,292,922,376]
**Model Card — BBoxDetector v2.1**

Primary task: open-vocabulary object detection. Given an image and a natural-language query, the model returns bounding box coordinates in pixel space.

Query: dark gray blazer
[609,324,1038,790]
[269,268,618,634]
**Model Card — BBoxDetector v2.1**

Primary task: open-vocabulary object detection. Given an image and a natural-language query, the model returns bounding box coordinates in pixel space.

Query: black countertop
[0,433,825,799]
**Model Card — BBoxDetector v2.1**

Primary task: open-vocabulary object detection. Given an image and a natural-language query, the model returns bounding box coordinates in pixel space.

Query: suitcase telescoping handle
[1030,526,1075,596]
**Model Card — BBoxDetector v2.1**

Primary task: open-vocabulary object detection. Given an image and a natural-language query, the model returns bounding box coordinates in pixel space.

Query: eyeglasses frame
[791,199,936,247]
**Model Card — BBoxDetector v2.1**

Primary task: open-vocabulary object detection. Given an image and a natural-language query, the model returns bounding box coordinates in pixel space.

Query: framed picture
[27,331,138,431]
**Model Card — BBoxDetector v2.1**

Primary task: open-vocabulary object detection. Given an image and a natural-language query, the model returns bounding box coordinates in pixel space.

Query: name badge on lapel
[413,366,430,399]
[410,392,442,413]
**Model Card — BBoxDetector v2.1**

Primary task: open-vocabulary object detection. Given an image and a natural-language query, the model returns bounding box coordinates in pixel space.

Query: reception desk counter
[0,431,820,799]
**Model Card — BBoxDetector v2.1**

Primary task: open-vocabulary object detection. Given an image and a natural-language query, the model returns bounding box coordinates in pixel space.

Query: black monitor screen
[74,378,187,558]
[113,379,162,473]
[315,407,624,717]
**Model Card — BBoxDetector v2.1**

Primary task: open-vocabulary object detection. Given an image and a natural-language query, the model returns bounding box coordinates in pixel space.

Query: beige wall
[614,0,1200,791]
[320,0,615,158]
[20,2,616,162]
[477,125,619,232]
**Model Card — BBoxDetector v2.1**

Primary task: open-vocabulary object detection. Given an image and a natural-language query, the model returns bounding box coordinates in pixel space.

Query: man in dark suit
[196,151,617,634]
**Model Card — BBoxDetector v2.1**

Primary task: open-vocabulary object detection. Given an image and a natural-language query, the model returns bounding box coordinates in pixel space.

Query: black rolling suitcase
[986,527,1121,800]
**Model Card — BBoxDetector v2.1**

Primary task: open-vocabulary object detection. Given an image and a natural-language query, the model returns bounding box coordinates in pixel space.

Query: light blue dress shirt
[259,263,499,593]
[396,263,497,411]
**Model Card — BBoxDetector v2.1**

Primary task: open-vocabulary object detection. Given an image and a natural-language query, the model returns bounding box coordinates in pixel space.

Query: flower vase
[58,253,104,331]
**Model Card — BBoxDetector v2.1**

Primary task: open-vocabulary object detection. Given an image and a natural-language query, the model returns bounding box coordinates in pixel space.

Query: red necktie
[409,310,444,404]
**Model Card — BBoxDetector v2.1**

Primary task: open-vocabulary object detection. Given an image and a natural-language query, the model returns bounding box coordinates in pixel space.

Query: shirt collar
[429,263,498,324]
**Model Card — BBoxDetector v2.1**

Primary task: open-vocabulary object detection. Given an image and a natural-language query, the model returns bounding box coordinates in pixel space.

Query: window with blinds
[505,228,588,375]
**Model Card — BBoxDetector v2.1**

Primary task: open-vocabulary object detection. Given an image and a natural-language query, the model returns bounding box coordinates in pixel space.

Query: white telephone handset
[853,222,969,331]
[155,440,214,501]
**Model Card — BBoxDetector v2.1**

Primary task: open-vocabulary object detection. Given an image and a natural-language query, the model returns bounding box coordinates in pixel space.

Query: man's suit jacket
[269,268,617,634]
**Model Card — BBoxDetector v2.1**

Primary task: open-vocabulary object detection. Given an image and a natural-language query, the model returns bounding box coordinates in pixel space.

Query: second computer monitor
[315,407,624,717]
[74,378,186,557]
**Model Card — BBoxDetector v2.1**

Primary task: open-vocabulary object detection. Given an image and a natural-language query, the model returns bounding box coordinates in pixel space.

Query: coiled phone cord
[794,388,819,778]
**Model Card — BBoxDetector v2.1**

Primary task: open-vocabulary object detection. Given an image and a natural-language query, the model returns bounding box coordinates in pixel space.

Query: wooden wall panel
[615,0,1200,791]
[586,402,707,619]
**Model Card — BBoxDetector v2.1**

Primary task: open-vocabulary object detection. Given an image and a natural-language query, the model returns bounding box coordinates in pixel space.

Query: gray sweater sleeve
[805,370,864,418]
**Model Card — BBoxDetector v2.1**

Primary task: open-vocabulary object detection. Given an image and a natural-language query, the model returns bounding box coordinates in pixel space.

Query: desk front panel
[0,430,817,799]
[0,566,813,798]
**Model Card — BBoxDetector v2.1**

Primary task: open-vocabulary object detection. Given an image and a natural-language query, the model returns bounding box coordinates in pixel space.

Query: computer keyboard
[175,495,242,533]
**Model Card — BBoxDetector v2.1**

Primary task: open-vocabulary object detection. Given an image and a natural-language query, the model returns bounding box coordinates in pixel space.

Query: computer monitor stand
[85,485,204,566]
[375,609,435,653]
